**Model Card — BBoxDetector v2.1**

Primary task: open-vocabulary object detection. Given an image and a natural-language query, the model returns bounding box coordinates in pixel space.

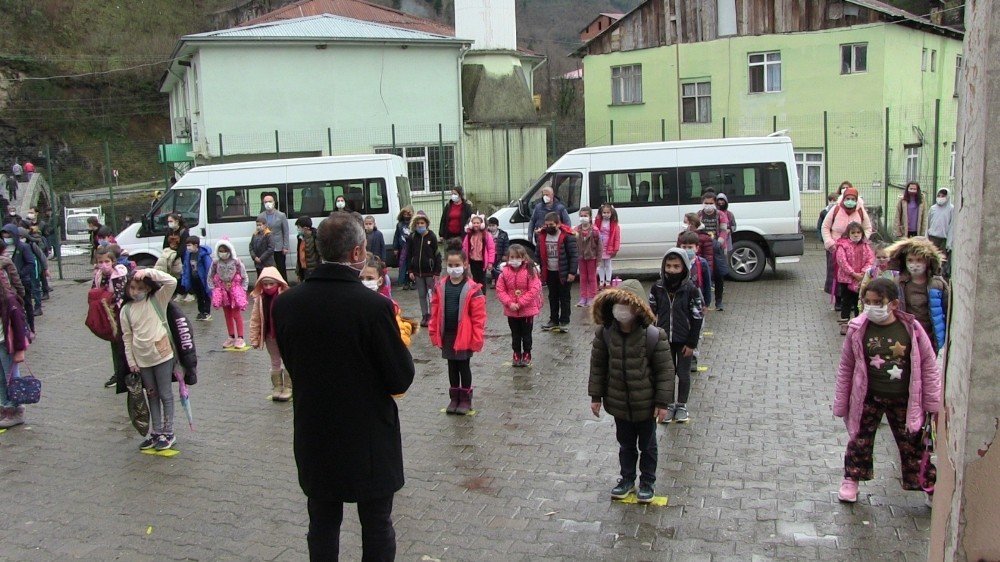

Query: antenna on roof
[768,129,791,137]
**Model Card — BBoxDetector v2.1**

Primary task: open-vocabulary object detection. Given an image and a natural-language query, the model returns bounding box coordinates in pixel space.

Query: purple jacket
[833,311,942,439]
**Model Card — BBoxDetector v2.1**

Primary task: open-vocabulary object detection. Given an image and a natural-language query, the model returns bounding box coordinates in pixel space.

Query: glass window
[905,147,921,182]
[922,48,928,71]
[794,152,824,192]
[526,172,583,213]
[949,143,956,179]
[749,51,781,93]
[590,169,678,208]
[954,55,963,96]
[396,176,412,209]
[682,81,712,123]
[375,145,455,193]
[678,163,789,203]
[931,49,937,72]
[611,64,643,105]
[152,188,202,232]
[207,186,282,223]
[841,43,867,74]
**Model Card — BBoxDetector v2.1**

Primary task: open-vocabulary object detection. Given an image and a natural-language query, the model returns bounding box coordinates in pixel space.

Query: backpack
[601,324,661,362]
[154,299,198,385]
[85,287,119,341]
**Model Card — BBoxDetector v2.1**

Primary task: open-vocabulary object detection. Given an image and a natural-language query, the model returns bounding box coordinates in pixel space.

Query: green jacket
[588,323,674,422]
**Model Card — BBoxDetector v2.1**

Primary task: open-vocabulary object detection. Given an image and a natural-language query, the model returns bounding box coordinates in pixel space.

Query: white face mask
[336,200,346,209]
[167,221,177,230]
[865,304,890,323]
[850,234,863,243]
[264,201,274,211]
[447,266,465,279]
[907,262,927,276]
[703,203,716,213]
[130,290,148,302]
[579,216,590,224]
[543,195,552,204]
[361,279,379,291]
[937,197,948,206]
[451,194,460,203]
[612,304,634,324]
[218,251,231,260]
[508,259,522,268]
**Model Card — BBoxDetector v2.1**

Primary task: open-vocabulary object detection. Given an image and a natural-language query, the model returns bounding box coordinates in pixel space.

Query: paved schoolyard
[0,245,932,560]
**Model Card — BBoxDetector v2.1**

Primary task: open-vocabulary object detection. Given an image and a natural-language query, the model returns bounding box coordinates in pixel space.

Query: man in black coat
[273,212,415,561]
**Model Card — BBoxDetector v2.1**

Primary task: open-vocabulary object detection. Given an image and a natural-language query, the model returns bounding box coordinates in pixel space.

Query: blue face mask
[416,226,427,234]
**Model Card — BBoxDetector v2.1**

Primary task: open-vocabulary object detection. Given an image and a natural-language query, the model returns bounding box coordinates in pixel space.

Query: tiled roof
[243,0,454,36]
[184,13,462,42]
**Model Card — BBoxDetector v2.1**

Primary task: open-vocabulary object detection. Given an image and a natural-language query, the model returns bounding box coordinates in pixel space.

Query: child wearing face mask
[155,234,184,282]
[885,237,949,354]
[594,204,621,289]
[495,244,542,367]
[294,217,320,282]
[92,244,133,389]
[462,214,495,290]
[363,215,386,261]
[249,266,291,401]
[487,217,509,288]
[406,212,441,326]
[120,268,179,451]
[428,241,486,415]
[834,222,875,335]
[208,240,249,349]
[361,254,419,347]
[697,191,731,310]
[393,207,415,289]
[834,278,942,504]
[589,279,674,503]
[249,218,275,278]
[180,236,213,321]
[575,206,601,307]
[857,243,899,314]
[649,249,705,423]
[677,231,712,373]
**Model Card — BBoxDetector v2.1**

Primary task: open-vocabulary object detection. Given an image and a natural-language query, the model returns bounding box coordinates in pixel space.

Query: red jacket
[428,277,487,353]
[678,229,715,273]
[593,216,621,256]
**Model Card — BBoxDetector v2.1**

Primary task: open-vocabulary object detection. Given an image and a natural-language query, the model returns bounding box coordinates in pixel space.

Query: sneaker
[840,323,849,336]
[576,299,586,307]
[173,295,182,302]
[196,313,206,321]
[41,293,49,301]
[522,352,532,367]
[610,479,635,499]
[234,337,246,348]
[512,352,522,367]
[673,404,690,423]
[420,314,429,328]
[183,294,195,302]
[202,314,211,321]
[222,337,235,349]
[139,434,158,450]
[636,483,654,503]
[541,321,557,331]
[104,375,118,388]
[560,320,570,327]
[690,357,699,373]
[660,404,677,423]
[155,433,176,451]
[838,478,859,503]
[714,303,724,311]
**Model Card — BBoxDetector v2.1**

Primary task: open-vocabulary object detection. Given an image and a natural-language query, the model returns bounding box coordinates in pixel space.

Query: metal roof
[183,13,466,43]
[243,0,455,37]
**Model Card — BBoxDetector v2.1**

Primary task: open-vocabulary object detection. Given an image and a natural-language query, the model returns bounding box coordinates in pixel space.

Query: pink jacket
[593,216,621,256]
[495,263,542,318]
[834,237,875,293]
[822,203,873,249]
[833,311,942,439]
[461,228,496,267]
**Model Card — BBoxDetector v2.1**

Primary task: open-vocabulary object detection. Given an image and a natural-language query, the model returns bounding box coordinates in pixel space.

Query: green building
[575,0,964,227]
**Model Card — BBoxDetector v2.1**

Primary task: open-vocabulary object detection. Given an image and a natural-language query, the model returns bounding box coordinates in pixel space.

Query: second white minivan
[116,154,411,273]
[490,136,805,281]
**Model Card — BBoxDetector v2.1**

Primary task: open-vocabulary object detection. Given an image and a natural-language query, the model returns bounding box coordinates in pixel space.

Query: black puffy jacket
[649,248,705,348]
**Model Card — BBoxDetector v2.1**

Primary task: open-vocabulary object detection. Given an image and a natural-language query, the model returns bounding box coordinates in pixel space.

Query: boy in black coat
[649,248,705,423]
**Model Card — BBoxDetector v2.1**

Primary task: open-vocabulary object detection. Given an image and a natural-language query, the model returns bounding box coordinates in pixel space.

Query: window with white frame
[921,48,928,71]
[954,55,963,97]
[375,145,455,193]
[841,43,868,74]
[681,81,712,123]
[748,52,781,93]
[905,146,921,182]
[611,64,643,105]
[931,49,937,72]
[949,142,957,179]
[794,151,823,192]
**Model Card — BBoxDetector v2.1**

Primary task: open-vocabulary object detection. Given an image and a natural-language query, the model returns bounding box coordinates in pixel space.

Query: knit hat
[591,278,656,327]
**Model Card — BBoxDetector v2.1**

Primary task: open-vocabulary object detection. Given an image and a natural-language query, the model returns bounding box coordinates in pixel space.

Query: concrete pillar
[928,1,1000,560]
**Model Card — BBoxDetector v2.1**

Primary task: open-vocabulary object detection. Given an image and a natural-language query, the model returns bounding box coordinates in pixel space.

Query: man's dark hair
[86,216,101,227]
[544,211,560,224]
[701,190,717,202]
[487,217,499,226]
[678,231,700,246]
[864,277,899,303]
[317,212,365,263]
[295,216,313,229]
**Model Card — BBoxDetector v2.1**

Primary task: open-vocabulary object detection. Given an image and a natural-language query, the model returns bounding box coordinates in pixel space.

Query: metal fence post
[438,123,445,212]
[932,98,941,193]
[327,127,333,156]
[722,117,726,138]
[391,124,397,151]
[823,111,830,197]
[772,115,777,133]
[610,120,614,145]
[883,106,890,232]
[274,130,280,156]
[661,118,666,142]
[104,140,118,232]
[505,127,512,202]
[219,133,225,164]
[45,144,64,280]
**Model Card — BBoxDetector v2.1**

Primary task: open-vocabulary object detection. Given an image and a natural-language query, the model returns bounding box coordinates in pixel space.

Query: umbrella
[174,369,195,431]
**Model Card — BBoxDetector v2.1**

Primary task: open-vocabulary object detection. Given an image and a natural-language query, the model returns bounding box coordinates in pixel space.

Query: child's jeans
[598,258,614,285]
[545,270,571,324]
[140,359,175,435]
[223,307,245,338]
[189,276,211,315]
[669,342,693,404]
[840,288,859,321]
[0,346,14,408]
[579,259,598,299]
[507,317,533,354]
[264,337,283,370]
[615,417,657,486]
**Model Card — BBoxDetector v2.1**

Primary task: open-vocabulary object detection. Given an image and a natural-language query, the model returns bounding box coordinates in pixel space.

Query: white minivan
[490,135,805,281]
[116,154,411,272]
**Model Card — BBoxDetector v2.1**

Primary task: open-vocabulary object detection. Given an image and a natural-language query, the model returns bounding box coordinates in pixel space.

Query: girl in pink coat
[208,239,249,349]
[461,214,496,290]
[495,244,542,368]
[834,222,875,335]
[833,277,942,504]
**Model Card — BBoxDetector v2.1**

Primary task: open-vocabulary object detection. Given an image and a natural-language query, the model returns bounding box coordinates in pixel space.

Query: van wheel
[133,255,156,268]
[729,241,766,282]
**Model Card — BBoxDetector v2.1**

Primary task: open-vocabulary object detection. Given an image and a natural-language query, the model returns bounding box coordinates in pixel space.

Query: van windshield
[521,172,582,214]
[150,189,201,233]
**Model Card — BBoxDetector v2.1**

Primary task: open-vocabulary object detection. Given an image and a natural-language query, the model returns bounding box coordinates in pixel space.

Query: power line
[11,58,180,82]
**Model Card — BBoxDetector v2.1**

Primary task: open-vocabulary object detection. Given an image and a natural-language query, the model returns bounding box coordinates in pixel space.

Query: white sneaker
[183,294,195,302]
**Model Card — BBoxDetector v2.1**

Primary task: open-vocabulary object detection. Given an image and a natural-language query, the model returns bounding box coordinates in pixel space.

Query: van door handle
[201,227,206,236]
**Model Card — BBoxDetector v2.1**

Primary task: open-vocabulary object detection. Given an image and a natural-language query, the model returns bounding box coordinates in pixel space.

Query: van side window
[287,178,388,217]
[207,186,283,223]
[589,169,678,207]
[527,172,582,213]
[678,163,789,203]
[153,189,202,231]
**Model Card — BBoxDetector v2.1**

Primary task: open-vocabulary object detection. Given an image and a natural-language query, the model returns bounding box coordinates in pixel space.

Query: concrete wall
[461,125,547,208]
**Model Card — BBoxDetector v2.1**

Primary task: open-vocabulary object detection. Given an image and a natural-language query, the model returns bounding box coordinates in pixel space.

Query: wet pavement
[0,244,933,560]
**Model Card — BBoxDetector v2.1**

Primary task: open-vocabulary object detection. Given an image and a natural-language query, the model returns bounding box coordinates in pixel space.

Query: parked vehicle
[115,154,411,272]
[64,207,105,243]
[489,135,805,281]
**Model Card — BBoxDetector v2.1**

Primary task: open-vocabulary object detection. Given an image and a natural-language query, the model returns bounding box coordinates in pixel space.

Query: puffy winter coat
[834,311,942,439]
[406,231,441,277]
[593,216,621,256]
[575,225,602,260]
[649,249,705,347]
[428,277,487,353]
[495,263,542,318]
[535,224,579,285]
[249,267,288,348]
[180,245,213,295]
[834,237,875,293]
[461,227,496,267]
[822,203,873,250]
[588,281,674,422]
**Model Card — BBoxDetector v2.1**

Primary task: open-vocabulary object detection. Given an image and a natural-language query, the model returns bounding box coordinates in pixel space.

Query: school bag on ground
[6,363,41,405]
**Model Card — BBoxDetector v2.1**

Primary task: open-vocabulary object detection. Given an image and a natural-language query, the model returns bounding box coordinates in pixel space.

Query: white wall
[455,0,517,51]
